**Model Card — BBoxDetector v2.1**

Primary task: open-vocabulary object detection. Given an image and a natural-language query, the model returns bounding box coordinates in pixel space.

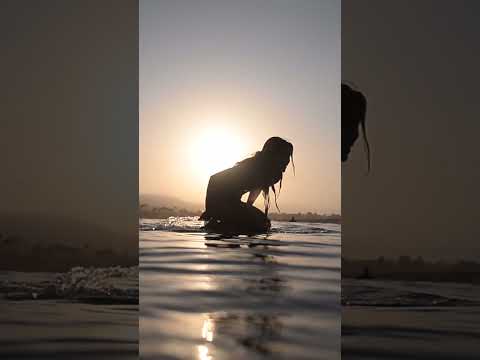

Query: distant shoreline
[139,207,341,224]
[343,257,480,284]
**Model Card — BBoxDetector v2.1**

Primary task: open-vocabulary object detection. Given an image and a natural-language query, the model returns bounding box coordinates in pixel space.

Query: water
[0,266,138,359]
[140,217,341,360]
[342,279,480,359]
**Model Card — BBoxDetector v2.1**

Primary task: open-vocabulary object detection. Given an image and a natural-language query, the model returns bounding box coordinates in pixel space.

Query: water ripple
[140,217,341,359]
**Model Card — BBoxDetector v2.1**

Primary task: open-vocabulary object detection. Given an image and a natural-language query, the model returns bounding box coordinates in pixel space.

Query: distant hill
[139,194,202,219]
[139,194,202,212]
[0,212,137,271]
[139,195,341,224]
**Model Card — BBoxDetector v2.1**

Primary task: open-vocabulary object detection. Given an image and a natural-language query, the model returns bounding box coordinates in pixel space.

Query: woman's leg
[236,202,271,232]
[201,174,270,234]
[204,202,270,234]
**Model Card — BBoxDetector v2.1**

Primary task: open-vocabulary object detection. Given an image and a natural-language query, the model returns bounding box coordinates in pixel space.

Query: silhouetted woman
[200,137,294,234]
[342,83,370,170]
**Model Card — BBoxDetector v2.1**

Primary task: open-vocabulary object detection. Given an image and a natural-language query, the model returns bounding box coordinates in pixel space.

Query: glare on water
[140,217,341,360]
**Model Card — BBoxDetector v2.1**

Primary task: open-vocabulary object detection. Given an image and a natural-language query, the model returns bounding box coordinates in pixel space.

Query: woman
[200,137,294,234]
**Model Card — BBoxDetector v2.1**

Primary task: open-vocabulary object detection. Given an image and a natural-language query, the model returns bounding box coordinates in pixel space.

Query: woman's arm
[246,188,262,205]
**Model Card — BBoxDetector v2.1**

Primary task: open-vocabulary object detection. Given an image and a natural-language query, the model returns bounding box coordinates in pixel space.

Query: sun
[190,127,247,183]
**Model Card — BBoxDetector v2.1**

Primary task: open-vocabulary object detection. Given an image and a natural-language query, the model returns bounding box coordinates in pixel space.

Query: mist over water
[0,213,137,271]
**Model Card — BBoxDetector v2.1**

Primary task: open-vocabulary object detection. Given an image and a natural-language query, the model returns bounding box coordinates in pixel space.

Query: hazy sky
[1,1,138,251]
[343,0,480,260]
[140,0,340,213]
[0,1,139,273]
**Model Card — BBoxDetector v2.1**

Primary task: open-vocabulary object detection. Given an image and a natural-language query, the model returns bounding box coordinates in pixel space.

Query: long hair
[360,102,371,172]
[342,83,371,172]
[236,137,294,215]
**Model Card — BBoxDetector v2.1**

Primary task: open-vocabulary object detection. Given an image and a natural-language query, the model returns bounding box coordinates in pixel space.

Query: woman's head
[341,83,370,171]
[261,137,294,173]
[236,136,294,215]
[258,137,294,215]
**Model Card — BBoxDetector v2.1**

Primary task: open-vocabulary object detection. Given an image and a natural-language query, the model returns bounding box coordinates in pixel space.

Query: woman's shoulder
[211,158,258,185]
[213,160,251,178]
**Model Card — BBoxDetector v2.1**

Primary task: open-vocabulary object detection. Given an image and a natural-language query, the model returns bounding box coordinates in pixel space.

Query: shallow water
[342,279,480,359]
[140,217,341,360]
[342,278,480,307]
[0,267,138,359]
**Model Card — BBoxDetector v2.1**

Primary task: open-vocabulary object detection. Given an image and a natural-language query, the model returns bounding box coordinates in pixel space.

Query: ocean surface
[342,279,480,359]
[140,217,341,360]
[0,266,138,359]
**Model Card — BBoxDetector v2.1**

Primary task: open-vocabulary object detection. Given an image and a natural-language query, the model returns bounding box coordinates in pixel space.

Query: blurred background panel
[0,0,139,270]
[342,1,480,359]
[0,1,138,358]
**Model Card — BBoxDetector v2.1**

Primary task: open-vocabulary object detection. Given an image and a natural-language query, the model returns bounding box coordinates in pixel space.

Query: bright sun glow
[190,127,247,183]
[197,345,212,360]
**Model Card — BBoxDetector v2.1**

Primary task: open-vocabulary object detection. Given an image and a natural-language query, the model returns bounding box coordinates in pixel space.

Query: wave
[1,266,138,304]
[140,217,340,235]
[342,279,480,307]
[140,217,204,232]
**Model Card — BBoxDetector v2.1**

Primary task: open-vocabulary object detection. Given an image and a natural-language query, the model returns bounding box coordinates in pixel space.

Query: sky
[140,0,340,214]
[342,0,480,260]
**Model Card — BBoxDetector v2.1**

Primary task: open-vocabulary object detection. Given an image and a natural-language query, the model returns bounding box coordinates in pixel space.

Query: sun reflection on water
[197,345,213,360]
[201,317,215,342]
